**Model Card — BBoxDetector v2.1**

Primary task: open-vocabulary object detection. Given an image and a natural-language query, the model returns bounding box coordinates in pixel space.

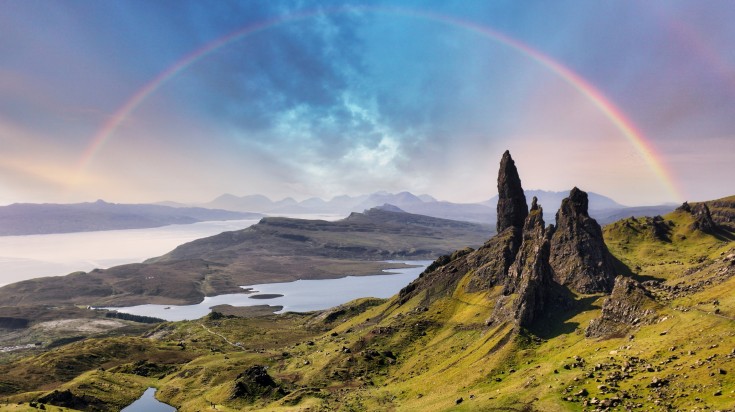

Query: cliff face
[400,152,618,328]
[399,151,614,326]
[398,151,529,305]
[490,197,556,326]
[550,187,616,293]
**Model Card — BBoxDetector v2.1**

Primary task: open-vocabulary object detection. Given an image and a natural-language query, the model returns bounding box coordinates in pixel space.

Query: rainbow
[76,6,683,201]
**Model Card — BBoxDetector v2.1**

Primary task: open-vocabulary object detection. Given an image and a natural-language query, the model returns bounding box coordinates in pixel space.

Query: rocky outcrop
[550,187,616,293]
[397,151,528,304]
[649,215,672,242]
[38,389,106,411]
[398,154,613,328]
[676,199,724,233]
[691,203,717,233]
[397,227,521,306]
[496,150,528,233]
[489,198,561,326]
[230,365,286,401]
[586,276,658,338]
[677,201,718,233]
[705,197,735,231]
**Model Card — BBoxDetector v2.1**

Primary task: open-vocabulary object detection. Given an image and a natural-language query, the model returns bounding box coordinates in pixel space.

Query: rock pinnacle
[496,150,528,233]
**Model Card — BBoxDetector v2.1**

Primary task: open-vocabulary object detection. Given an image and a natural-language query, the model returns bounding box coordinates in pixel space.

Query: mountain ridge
[194,189,674,226]
[0,200,262,236]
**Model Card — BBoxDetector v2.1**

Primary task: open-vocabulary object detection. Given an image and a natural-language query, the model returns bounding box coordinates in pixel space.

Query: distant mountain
[198,190,674,227]
[483,189,625,212]
[0,200,263,236]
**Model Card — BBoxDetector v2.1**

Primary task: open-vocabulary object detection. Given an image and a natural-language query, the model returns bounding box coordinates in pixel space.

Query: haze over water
[0,214,342,287]
[0,219,258,286]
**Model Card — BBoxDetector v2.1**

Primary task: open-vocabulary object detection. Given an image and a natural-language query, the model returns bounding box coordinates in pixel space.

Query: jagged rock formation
[399,154,616,328]
[398,151,529,305]
[550,187,616,293]
[705,196,735,231]
[677,201,718,233]
[691,203,717,233]
[586,276,658,338]
[496,150,528,233]
[489,197,556,326]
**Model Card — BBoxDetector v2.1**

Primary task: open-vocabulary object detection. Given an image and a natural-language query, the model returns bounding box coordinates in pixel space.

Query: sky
[1,1,733,207]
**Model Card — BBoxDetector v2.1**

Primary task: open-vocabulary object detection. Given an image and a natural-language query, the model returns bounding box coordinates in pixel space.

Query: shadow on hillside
[711,228,735,242]
[528,293,599,340]
[610,253,633,277]
[610,252,666,283]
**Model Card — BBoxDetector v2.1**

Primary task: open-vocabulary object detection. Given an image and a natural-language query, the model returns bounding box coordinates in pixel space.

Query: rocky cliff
[489,197,557,326]
[586,276,658,338]
[496,150,528,233]
[400,152,611,327]
[550,187,616,293]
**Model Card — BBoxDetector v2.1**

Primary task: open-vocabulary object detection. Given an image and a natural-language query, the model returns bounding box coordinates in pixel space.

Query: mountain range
[0,190,673,237]
[173,189,676,226]
[0,200,262,236]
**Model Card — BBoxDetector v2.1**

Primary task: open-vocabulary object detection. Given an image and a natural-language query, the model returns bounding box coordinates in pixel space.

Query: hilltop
[0,152,733,411]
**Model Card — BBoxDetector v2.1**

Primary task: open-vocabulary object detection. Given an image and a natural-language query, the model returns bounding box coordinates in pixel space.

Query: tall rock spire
[496,150,528,233]
[549,187,615,293]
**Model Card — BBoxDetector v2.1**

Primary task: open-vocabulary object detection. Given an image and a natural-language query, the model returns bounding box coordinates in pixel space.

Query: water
[104,260,431,321]
[121,388,175,412]
[0,214,345,286]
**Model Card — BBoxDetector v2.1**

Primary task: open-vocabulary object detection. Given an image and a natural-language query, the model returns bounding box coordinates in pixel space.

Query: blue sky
[1,1,733,206]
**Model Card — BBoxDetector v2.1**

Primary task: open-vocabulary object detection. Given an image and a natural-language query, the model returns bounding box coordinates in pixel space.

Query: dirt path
[198,323,244,350]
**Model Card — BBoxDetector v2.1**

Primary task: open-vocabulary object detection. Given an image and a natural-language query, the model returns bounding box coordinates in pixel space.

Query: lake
[0,213,343,286]
[104,260,431,321]
[121,388,175,412]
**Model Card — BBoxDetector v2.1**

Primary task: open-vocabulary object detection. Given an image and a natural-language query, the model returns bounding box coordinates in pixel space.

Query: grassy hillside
[0,200,733,411]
